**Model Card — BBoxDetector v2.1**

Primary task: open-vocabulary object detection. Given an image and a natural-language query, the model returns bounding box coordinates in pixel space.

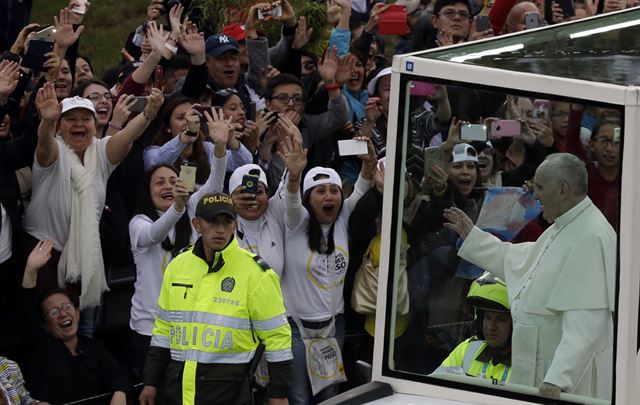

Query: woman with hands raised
[128,106,229,375]
[277,132,375,404]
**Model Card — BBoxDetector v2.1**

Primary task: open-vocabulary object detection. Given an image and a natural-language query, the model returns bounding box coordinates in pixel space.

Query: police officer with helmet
[435,272,513,383]
[139,192,293,405]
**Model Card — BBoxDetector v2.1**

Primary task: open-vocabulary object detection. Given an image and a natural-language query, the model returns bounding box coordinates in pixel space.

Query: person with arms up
[139,188,293,404]
[443,153,615,399]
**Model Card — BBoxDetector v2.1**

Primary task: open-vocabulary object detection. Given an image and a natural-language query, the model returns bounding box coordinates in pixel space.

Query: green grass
[31,0,151,77]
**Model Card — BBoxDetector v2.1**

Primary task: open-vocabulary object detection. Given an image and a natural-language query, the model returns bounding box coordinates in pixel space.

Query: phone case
[410,81,438,97]
[491,120,521,137]
[180,165,197,192]
[154,65,163,89]
[242,175,259,196]
[524,12,539,29]
[424,146,444,176]
[129,97,148,113]
[533,99,550,121]
[378,5,409,35]
[476,15,491,32]
[556,0,575,16]
[22,40,54,71]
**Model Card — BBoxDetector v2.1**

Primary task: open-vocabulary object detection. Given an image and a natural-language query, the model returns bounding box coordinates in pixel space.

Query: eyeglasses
[44,302,75,319]
[271,94,304,105]
[216,88,239,97]
[437,9,471,19]
[86,92,113,102]
[593,136,621,146]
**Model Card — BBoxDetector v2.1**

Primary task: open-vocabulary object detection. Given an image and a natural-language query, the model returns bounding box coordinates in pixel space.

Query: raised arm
[344,137,375,213]
[277,119,308,229]
[130,21,166,87]
[106,87,164,165]
[133,181,188,248]
[34,82,61,168]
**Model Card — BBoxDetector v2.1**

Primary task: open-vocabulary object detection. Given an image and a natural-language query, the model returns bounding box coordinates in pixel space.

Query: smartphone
[129,96,149,113]
[524,12,540,29]
[424,146,444,178]
[154,65,164,90]
[461,124,488,141]
[378,4,409,36]
[410,81,438,97]
[338,139,368,156]
[491,120,521,137]
[555,0,576,16]
[241,174,260,197]
[257,3,283,20]
[179,164,197,192]
[476,15,491,32]
[71,0,88,14]
[533,99,550,121]
[33,26,56,42]
[22,40,55,71]
[247,102,256,122]
[613,127,621,143]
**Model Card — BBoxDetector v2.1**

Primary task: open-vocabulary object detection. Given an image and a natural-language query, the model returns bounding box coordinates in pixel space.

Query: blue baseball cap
[205,34,240,58]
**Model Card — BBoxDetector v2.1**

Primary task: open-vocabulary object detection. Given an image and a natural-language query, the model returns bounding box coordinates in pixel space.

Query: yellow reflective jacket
[439,338,512,383]
[144,236,292,405]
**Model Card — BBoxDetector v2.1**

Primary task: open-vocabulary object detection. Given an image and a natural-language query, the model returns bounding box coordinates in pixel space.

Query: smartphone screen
[461,124,488,141]
[71,0,88,14]
[129,97,149,113]
[179,164,197,192]
[338,139,368,156]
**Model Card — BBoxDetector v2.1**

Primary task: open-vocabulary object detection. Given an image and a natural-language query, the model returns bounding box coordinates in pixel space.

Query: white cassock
[459,197,615,399]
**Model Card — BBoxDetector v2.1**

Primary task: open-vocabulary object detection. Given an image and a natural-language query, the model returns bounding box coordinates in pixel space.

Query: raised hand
[146,21,169,57]
[111,94,136,128]
[43,52,62,82]
[144,87,164,120]
[280,0,298,27]
[184,104,201,134]
[179,18,205,60]
[551,2,567,23]
[54,7,85,49]
[10,23,40,54]
[275,114,302,144]
[365,3,389,32]
[35,82,62,121]
[435,30,455,47]
[146,0,165,21]
[168,3,184,34]
[365,97,383,123]
[443,207,474,239]
[357,137,377,179]
[173,178,190,210]
[373,159,385,193]
[0,60,20,97]
[204,107,234,146]
[528,120,554,147]
[468,16,495,42]
[335,53,354,86]
[277,134,307,180]
[292,16,314,50]
[25,239,55,273]
[318,46,340,84]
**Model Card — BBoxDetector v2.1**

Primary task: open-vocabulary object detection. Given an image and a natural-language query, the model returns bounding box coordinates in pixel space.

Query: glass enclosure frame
[372,10,640,405]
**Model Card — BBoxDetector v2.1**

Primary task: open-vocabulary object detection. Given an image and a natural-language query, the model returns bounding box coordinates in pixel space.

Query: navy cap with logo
[195,192,237,221]
[205,34,240,58]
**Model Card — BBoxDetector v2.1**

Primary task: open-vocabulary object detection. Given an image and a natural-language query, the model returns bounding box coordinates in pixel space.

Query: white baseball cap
[60,96,96,117]
[303,167,342,195]
[452,143,479,163]
[229,164,268,194]
[366,67,392,96]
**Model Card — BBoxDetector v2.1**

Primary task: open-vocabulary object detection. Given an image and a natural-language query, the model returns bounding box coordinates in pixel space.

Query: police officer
[435,273,512,383]
[139,192,293,405]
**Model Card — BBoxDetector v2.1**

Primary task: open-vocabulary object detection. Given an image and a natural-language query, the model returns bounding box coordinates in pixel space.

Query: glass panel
[386,77,620,404]
[416,9,640,86]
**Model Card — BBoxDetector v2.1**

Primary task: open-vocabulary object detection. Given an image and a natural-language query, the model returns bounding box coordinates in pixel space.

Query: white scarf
[57,139,108,309]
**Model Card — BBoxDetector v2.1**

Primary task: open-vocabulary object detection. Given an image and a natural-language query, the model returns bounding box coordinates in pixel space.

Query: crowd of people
[0,0,628,403]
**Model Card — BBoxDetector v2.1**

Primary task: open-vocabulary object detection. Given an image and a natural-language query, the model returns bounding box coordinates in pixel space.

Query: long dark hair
[137,164,192,255]
[302,187,344,254]
[154,96,211,184]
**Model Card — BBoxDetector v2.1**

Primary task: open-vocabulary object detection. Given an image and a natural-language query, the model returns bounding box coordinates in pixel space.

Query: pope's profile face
[533,166,563,223]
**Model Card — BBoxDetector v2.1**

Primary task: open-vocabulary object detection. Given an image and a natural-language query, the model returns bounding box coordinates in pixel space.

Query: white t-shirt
[23,137,116,251]
[0,204,11,264]
[281,176,371,321]
[129,153,227,336]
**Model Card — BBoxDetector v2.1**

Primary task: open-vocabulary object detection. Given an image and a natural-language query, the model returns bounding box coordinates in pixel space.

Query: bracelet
[324,82,340,91]
[108,121,123,130]
[143,110,156,121]
[164,43,178,55]
[168,32,180,43]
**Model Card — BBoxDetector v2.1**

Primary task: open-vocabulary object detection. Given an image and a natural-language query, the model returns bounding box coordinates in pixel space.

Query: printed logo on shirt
[221,277,235,292]
[306,246,348,290]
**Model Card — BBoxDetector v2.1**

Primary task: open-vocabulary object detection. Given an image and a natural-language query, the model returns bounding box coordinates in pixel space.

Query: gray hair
[541,153,588,196]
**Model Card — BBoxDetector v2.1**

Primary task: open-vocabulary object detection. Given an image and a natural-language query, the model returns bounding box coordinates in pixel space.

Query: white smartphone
[460,124,488,142]
[179,164,197,192]
[72,0,88,15]
[33,26,57,42]
[338,139,368,156]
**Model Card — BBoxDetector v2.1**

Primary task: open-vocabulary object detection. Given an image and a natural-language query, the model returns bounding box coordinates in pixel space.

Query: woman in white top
[127,107,232,376]
[278,126,377,404]
[228,164,286,275]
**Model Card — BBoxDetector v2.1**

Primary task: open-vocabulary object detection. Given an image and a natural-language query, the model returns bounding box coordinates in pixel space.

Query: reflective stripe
[150,334,170,348]
[170,348,256,364]
[462,340,486,372]
[156,308,253,330]
[265,348,293,362]
[253,314,288,331]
